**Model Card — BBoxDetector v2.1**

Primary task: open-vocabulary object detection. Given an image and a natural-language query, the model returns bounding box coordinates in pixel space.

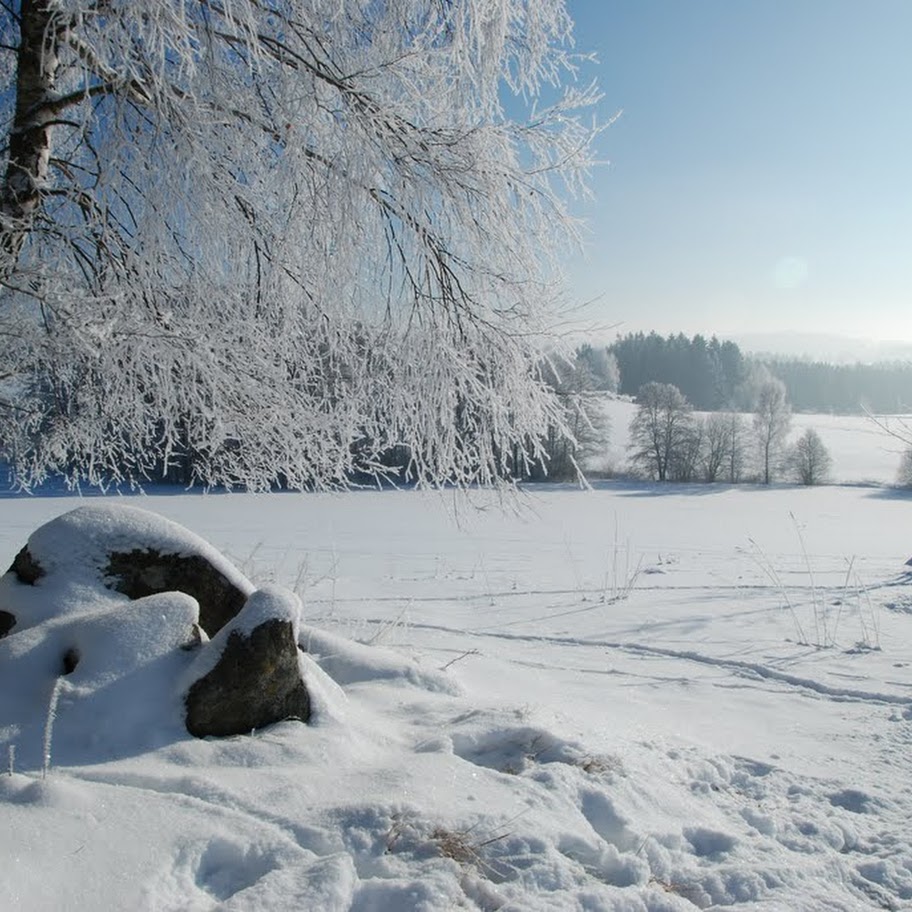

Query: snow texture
[2,470,912,910]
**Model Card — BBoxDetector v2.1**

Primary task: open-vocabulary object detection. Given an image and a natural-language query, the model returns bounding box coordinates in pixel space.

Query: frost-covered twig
[42,677,64,779]
[440,648,480,671]
[747,537,808,645]
[790,512,830,647]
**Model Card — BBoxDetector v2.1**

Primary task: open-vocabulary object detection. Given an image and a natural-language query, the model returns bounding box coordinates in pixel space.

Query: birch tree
[752,379,791,485]
[0,1,599,489]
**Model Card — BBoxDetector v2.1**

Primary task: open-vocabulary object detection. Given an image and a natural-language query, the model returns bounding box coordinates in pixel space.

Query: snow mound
[1,508,332,768]
[9,502,251,592]
[301,625,461,696]
[0,591,200,768]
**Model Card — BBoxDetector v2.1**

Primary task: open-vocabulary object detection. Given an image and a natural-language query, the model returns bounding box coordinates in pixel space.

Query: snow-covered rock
[0,506,314,765]
[0,503,253,637]
[184,586,311,737]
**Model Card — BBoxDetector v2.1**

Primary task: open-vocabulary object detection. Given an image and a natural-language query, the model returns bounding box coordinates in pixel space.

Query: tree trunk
[1,1,60,278]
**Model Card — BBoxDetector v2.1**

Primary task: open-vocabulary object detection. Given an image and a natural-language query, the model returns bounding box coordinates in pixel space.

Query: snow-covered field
[2,476,912,911]
[596,398,908,485]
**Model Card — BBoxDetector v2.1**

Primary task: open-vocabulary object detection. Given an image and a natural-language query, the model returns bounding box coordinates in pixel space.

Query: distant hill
[730,332,912,365]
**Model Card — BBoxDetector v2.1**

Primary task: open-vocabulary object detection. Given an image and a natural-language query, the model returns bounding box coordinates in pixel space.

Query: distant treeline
[602,332,912,414]
[761,359,912,414]
[609,332,745,410]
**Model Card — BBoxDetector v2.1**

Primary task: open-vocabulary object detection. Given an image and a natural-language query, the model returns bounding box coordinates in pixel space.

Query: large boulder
[105,549,247,636]
[0,504,253,637]
[184,587,311,737]
[0,505,314,768]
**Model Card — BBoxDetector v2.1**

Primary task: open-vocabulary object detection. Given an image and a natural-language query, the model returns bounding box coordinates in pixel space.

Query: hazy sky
[563,0,912,346]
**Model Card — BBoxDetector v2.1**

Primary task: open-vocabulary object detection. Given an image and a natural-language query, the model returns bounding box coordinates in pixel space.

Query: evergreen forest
[603,332,912,415]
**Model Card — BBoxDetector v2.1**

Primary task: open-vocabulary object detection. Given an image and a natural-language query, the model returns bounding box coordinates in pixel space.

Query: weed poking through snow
[747,523,882,651]
[746,536,810,645]
[385,812,522,882]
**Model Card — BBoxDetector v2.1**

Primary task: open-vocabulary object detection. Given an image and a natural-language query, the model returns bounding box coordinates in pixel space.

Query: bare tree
[752,379,791,484]
[787,428,832,485]
[724,410,748,483]
[701,412,732,482]
[628,382,694,482]
[897,448,912,489]
[668,418,703,483]
[0,1,600,489]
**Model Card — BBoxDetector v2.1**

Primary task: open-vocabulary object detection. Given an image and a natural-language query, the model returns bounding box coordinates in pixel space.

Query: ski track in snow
[344,616,912,709]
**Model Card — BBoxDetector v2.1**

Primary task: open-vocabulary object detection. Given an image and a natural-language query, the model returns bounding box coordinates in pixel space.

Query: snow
[595,397,908,485]
[2,423,912,910]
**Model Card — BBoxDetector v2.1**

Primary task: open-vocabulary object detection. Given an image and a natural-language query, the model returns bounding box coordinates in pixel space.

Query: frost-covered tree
[522,352,610,481]
[667,417,702,483]
[575,344,620,393]
[897,448,912,489]
[0,1,599,489]
[628,382,694,482]
[752,379,791,485]
[701,412,732,483]
[695,410,748,483]
[724,410,748,483]
[787,428,832,486]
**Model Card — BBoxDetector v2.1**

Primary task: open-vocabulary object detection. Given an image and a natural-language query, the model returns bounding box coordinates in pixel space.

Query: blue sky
[563,0,912,346]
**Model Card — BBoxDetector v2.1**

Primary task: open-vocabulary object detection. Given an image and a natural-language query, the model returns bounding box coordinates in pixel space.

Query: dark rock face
[62,647,81,675]
[106,550,247,637]
[2,547,41,638]
[10,546,44,584]
[184,618,311,737]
